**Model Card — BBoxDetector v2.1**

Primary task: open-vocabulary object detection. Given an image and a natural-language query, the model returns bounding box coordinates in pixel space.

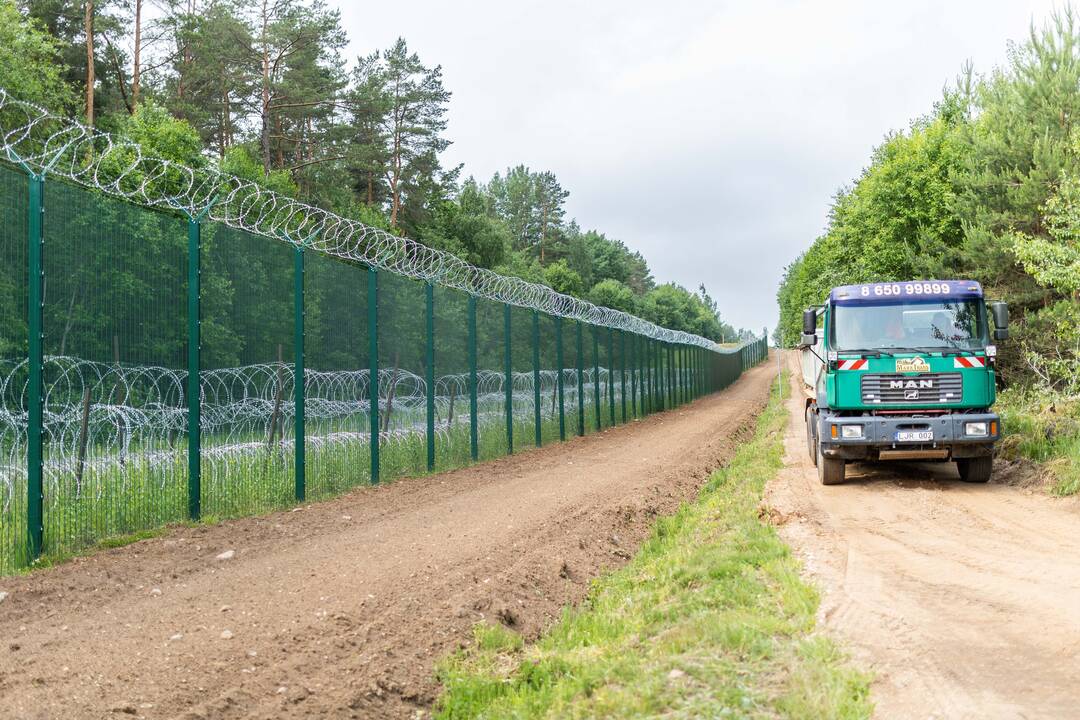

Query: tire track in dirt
[765,354,1080,719]
[0,361,775,720]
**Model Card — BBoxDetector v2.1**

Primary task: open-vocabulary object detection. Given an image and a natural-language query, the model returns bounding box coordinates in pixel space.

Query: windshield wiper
[874,346,924,355]
[840,348,884,357]
[921,346,973,357]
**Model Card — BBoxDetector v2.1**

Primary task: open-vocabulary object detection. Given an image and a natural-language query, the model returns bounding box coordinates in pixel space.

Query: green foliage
[220,145,299,196]
[996,389,1080,495]
[436,382,872,719]
[542,259,584,296]
[1012,135,1080,295]
[122,100,205,167]
[0,0,74,112]
[639,283,734,340]
[420,199,512,269]
[587,279,637,314]
[776,8,1080,391]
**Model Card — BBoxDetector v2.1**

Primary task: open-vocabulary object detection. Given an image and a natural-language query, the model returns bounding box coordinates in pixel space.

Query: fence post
[658,341,665,411]
[607,327,616,426]
[555,316,565,441]
[675,345,681,405]
[630,333,637,418]
[700,347,705,396]
[26,173,44,558]
[368,266,379,483]
[468,295,478,461]
[186,213,202,521]
[657,341,665,411]
[619,330,627,423]
[504,302,513,454]
[644,339,650,413]
[644,336,651,413]
[691,346,697,399]
[576,321,585,436]
[682,345,688,403]
[676,345,682,405]
[532,310,541,447]
[426,282,435,471]
[592,326,601,431]
[656,345,665,410]
[294,245,305,501]
[669,344,675,407]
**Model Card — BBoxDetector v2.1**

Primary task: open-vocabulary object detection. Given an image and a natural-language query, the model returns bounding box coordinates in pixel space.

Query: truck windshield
[832,299,988,352]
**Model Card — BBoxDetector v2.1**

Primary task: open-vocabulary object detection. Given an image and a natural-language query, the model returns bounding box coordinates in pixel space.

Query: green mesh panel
[303,252,371,500]
[433,285,471,471]
[41,179,187,560]
[0,164,27,573]
[200,224,295,518]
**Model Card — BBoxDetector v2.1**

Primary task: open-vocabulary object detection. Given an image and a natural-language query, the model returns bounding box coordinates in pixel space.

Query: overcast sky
[337,0,1060,335]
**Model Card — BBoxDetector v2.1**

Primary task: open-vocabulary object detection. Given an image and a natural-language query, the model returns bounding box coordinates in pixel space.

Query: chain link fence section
[0,89,769,573]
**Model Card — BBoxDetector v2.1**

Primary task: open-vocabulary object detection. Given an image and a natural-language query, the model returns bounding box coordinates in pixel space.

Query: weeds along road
[766,354,1080,720]
[0,360,774,720]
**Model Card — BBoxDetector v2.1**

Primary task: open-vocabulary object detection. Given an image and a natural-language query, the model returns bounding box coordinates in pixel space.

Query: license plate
[895,431,933,442]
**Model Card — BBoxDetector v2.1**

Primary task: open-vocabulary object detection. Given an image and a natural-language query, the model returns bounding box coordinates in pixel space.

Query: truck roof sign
[831,280,982,306]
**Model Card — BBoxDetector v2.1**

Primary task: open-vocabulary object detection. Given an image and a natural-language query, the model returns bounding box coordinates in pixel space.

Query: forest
[0,0,742,343]
[775,9,1080,492]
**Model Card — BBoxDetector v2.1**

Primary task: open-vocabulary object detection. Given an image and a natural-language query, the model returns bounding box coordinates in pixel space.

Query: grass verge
[435,378,872,719]
[997,388,1080,496]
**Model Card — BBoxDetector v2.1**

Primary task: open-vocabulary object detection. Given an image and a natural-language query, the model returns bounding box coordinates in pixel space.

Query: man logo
[904,388,920,400]
[889,379,934,389]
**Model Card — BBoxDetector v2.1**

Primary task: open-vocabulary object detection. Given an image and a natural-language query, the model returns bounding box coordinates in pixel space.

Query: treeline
[776,9,1080,393]
[0,0,742,342]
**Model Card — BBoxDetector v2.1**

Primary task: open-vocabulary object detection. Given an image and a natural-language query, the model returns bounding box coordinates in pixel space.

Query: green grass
[997,388,1080,496]
[434,379,872,720]
[27,527,168,572]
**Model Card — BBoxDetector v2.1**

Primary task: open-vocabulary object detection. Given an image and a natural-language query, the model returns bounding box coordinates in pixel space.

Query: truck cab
[800,280,1009,485]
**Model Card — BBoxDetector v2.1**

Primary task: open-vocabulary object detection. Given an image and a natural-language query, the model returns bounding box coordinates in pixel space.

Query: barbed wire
[0,356,620,514]
[0,87,740,350]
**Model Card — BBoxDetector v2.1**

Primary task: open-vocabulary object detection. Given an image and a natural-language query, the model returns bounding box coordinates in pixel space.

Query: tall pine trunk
[132,0,142,106]
[84,0,95,125]
[259,0,272,175]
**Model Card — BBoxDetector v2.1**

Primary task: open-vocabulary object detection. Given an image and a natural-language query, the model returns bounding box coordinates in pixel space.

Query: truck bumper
[818,412,1000,461]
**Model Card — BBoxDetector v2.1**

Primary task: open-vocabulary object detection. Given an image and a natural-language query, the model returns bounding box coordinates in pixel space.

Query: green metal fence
[0,108,768,575]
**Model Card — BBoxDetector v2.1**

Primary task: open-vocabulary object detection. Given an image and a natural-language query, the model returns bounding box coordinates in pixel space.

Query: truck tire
[817,442,845,485]
[806,408,818,466]
[957,456,993,483]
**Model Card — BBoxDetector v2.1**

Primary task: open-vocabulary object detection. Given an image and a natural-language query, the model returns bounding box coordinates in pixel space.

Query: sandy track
[0,361,773,720]
[766,355,1080,719]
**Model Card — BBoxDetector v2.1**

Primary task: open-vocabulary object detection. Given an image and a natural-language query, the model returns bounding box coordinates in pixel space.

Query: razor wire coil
[0,86,729,350]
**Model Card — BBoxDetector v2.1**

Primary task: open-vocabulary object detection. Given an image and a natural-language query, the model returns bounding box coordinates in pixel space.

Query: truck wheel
[957,456,993,483]
[817,442,845,485]
[806,408,818,466]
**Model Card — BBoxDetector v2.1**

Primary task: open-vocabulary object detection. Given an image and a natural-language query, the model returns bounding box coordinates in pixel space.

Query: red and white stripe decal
[954,356,986,368]
[837,359,867,370]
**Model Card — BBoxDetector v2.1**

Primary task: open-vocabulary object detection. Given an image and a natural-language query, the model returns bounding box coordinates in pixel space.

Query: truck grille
[860,373,962,404]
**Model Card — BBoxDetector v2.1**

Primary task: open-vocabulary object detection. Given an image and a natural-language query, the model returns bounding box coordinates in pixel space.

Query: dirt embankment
[0,362,774,720]
[766,355,1080,719]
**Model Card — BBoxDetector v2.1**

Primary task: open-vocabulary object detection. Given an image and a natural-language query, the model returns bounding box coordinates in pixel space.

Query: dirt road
[0,362,773,720]
[766,355,1080,719]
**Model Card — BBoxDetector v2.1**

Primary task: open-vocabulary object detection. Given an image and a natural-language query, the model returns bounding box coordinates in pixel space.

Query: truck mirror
[801,332,817,347]
[991,301,1009,341]
[802,308,817,335]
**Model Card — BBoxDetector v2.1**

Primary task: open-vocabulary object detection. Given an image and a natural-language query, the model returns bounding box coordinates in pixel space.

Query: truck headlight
[964,422,988,437]
[841,425,863,439]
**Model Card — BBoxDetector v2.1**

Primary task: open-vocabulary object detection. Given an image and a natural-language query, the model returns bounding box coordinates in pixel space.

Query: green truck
[799,280,1009,485]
